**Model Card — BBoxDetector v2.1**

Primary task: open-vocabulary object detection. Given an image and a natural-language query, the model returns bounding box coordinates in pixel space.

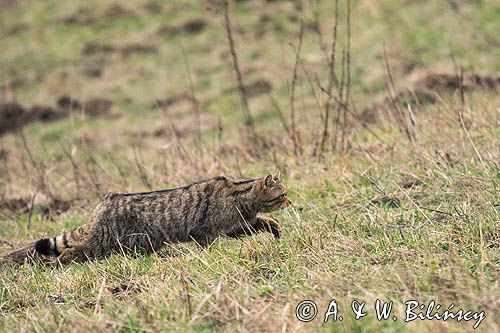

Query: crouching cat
[26,173,290,264]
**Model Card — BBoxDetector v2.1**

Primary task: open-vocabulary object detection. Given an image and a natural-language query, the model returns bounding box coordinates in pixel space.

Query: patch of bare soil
[361,71,500,124]
[254,14,278,38]
[82,42,157,57]
[156,18,207,37]
[143,1,162,13]
[83,98,114,117]
[0,103,64,135]
[81,63,103,78]
[58,4,136,25]
[411,71,500,93]
[130,113,217,140]
[1,23,28,38]
[81,42,115,55]
[244,79,273,97]
[0,97,115,136]
[56,95,81,110]
[29,105,64,122]
[223,79,273,98]
[58,7,97,25]
[103,4,136,19]
[57,96,115,117]
[0,197,72,217]
[151,93,196,109]
[0,103,28,135]
[0,149,8,161]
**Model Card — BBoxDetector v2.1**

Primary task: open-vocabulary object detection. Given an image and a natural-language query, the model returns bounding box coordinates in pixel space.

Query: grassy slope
[0,0,499,332]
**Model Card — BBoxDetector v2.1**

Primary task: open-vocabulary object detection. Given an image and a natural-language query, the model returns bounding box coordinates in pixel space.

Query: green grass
[1,0,499,332]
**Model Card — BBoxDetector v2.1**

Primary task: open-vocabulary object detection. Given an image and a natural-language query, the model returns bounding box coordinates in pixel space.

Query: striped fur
[33,174,291,264]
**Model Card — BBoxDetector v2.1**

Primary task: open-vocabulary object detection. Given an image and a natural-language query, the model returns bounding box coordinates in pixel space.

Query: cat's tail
[34,221,91,257]
[0,242,37,265]
[34,231,73,256]
[1,228,84,265]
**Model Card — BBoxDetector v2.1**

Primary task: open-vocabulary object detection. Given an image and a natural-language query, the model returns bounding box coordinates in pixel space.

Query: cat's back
[95,176,232,212]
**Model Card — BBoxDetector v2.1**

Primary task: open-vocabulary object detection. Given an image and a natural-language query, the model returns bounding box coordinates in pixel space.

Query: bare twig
[332,48,346,151]
[217,116,223,150]
[341,0,352,152]
[180,43,203,154]
[82,148,103,194]
[19,130,53,199]
[27,192,37,230]
[319,0,339,153]
[382,45,416,147]
[290,19,305,156]
[59,140,82,198]
[222,1,258,145]
[268,94,291,137]
[133,146,152,190]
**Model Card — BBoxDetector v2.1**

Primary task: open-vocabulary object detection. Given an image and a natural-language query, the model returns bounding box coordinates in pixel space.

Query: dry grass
[0,0,499,332]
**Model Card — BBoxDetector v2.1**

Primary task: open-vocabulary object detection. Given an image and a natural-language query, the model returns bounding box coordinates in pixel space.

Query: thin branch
[319,0,339,153]
[222,1,258,144]
[180,43,203,154]
[332,48,346,151]
[268,94,292,137]
[290,19,305,156]
[341,0,352,152]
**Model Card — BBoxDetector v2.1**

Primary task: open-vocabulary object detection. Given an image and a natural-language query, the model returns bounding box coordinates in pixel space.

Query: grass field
[0,0,499,332]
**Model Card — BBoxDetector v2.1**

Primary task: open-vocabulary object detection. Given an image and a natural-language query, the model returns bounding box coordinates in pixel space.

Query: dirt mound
[59,4,136,25]
[119,44,157,56]
[56,95,81,110]
[1,23,28,38]
[80,63,103,78]
[82,42,157,56]
[0,103,67,135]
[0,103,27,135]
[0,97,115,136]
[412,72,500,93]
[152,93,196,109]
[29,105,63,122]
[156,18,207,37]
[81,42,115,55]
[103,4,136,19]
[58,7,96,25]
[361,71,500,124]
[245,79,273,97]
[129,114,217,139]
[143,1,162,13]
[0,149,8,161]
[222,79,273,98]
[83,98,114,117]
[57,96,114,117]
[0,197,72,217]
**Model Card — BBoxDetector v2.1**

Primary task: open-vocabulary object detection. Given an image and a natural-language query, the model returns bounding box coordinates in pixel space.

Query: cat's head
[254,172,291,212]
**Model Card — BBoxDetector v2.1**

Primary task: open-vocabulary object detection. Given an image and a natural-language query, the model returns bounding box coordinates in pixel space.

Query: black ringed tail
[35,233,71,256]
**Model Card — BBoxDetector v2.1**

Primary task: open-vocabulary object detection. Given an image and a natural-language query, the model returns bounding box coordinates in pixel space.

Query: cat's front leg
[226,216,281,239]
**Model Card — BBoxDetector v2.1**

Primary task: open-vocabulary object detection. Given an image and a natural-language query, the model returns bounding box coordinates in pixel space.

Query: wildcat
[8,173,290,264]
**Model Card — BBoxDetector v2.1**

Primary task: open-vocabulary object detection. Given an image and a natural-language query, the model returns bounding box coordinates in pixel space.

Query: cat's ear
[255,174,274,192]
[264,174,274,187]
